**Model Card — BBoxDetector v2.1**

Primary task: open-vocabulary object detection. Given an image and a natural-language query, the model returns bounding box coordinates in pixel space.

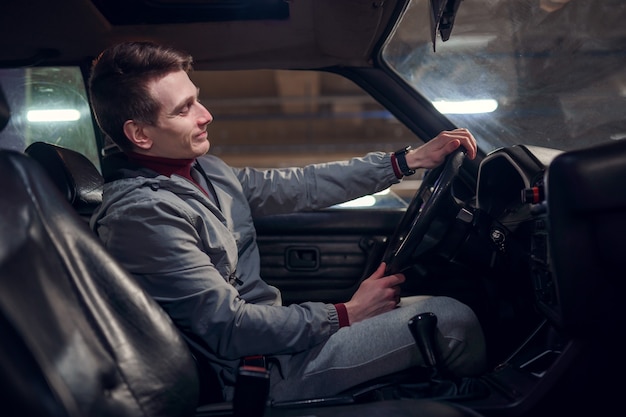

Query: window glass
[0,67,420,208]
[192,69,420,207]
[0,67,100,170]
[382,0,626,153]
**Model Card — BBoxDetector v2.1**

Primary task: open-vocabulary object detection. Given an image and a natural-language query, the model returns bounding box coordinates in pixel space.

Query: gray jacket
[90,152,399,388]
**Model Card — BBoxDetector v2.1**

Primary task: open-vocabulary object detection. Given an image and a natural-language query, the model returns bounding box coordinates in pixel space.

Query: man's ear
[123,120,152,150]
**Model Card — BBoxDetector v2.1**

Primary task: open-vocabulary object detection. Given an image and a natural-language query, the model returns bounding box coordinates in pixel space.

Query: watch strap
[394,146,415,176]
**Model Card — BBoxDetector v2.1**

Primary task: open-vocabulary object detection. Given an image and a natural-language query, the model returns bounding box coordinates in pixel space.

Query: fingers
[375,276,403,309]
[391,283,402,306]
[368,263,405,285]
[406,128,477,170]
[369,262,387,279]
[430,129,476,158]
[346,264,406,322]
[443,128,477,159]
[375,273,405,307]
[444,138,462,154]
[383,272,406,287]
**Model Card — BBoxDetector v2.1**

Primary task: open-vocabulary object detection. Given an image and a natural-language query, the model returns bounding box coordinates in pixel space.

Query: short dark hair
[88,41,193,151]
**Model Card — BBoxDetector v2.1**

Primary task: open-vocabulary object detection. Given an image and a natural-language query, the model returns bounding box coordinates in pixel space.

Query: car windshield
[383,0,626,153]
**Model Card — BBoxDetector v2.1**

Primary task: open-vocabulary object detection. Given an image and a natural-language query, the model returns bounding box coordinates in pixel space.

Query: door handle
[285,247,319,271]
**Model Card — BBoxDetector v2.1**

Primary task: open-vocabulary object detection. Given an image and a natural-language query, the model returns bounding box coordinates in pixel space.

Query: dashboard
[474,145,564,328]
[471,142,626,339]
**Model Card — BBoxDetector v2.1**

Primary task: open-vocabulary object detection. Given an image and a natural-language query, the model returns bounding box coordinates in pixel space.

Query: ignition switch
[490,228,506,251]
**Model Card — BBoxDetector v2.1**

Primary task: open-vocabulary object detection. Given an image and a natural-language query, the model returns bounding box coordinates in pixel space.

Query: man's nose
[198,104,213,125]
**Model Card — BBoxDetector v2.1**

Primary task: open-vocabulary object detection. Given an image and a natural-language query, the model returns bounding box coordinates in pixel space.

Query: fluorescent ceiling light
[27,109,81,122]
[432,99,498,114]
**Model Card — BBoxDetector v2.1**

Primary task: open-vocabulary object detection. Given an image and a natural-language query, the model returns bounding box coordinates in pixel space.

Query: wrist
[343,300,367,325]
[393,146,416,177]
[390,152,403,179]
[334,303,350,327]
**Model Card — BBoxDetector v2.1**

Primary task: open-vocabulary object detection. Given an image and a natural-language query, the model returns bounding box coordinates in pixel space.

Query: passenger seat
[0,149,200,417]
[25,141,103,221]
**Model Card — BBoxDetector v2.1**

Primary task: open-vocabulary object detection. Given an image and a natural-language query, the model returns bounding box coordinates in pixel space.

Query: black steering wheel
[382,148,467,275]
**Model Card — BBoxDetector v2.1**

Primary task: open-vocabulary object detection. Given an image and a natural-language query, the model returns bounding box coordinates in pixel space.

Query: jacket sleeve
[235,152,400,217]
[94,190,340,360]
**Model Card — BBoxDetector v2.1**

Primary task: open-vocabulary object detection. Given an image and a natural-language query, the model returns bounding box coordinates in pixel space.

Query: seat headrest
[25,142,103,216]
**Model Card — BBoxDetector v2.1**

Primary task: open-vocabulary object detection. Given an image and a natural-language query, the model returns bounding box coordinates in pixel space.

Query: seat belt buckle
[233,356,270,417]
[240,354,266,370]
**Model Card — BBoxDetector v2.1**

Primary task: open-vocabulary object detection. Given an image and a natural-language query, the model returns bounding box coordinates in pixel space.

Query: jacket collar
[101,151,228,223]
[101,151,157,183]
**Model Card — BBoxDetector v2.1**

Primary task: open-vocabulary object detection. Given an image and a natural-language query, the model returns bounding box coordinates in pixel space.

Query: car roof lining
[0,0,406,71]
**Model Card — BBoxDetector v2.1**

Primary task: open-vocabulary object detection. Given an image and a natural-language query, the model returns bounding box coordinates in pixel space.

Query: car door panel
[254,209,404,304]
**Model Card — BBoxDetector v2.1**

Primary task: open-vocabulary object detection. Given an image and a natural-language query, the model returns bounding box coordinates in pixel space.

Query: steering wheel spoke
[383,148,466,275]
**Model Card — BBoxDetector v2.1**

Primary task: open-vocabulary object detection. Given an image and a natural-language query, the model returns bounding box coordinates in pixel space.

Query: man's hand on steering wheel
[405,128,477,171]
[382,128,477,275]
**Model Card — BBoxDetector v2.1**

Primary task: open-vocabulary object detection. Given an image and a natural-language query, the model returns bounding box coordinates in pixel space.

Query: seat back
[546,138,626,335]
[25,141,226,406]
[25,141,103,220]
[25,142,223,404]
[0,150,199,417]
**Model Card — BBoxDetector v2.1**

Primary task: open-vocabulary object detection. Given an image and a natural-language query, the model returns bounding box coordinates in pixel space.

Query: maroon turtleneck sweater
[127,152,209,197]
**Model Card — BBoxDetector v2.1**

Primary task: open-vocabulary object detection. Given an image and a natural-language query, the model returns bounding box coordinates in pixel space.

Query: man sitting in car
[88,41,486,403]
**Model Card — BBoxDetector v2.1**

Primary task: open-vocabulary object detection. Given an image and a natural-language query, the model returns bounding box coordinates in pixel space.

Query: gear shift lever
[408,312,442,372]
[407,312,489,401]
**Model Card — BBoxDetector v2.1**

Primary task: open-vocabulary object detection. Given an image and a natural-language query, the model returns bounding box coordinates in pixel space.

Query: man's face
[140,70,212,159]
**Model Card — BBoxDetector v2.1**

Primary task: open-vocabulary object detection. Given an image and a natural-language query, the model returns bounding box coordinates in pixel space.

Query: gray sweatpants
[268,295,486,402]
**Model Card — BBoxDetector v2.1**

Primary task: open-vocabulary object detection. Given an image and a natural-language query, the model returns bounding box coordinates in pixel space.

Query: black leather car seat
[25,141,103,221]
[547,138,626,334]
[0,150,200,417]
[25,141,228,407]
[543,139,626,413]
